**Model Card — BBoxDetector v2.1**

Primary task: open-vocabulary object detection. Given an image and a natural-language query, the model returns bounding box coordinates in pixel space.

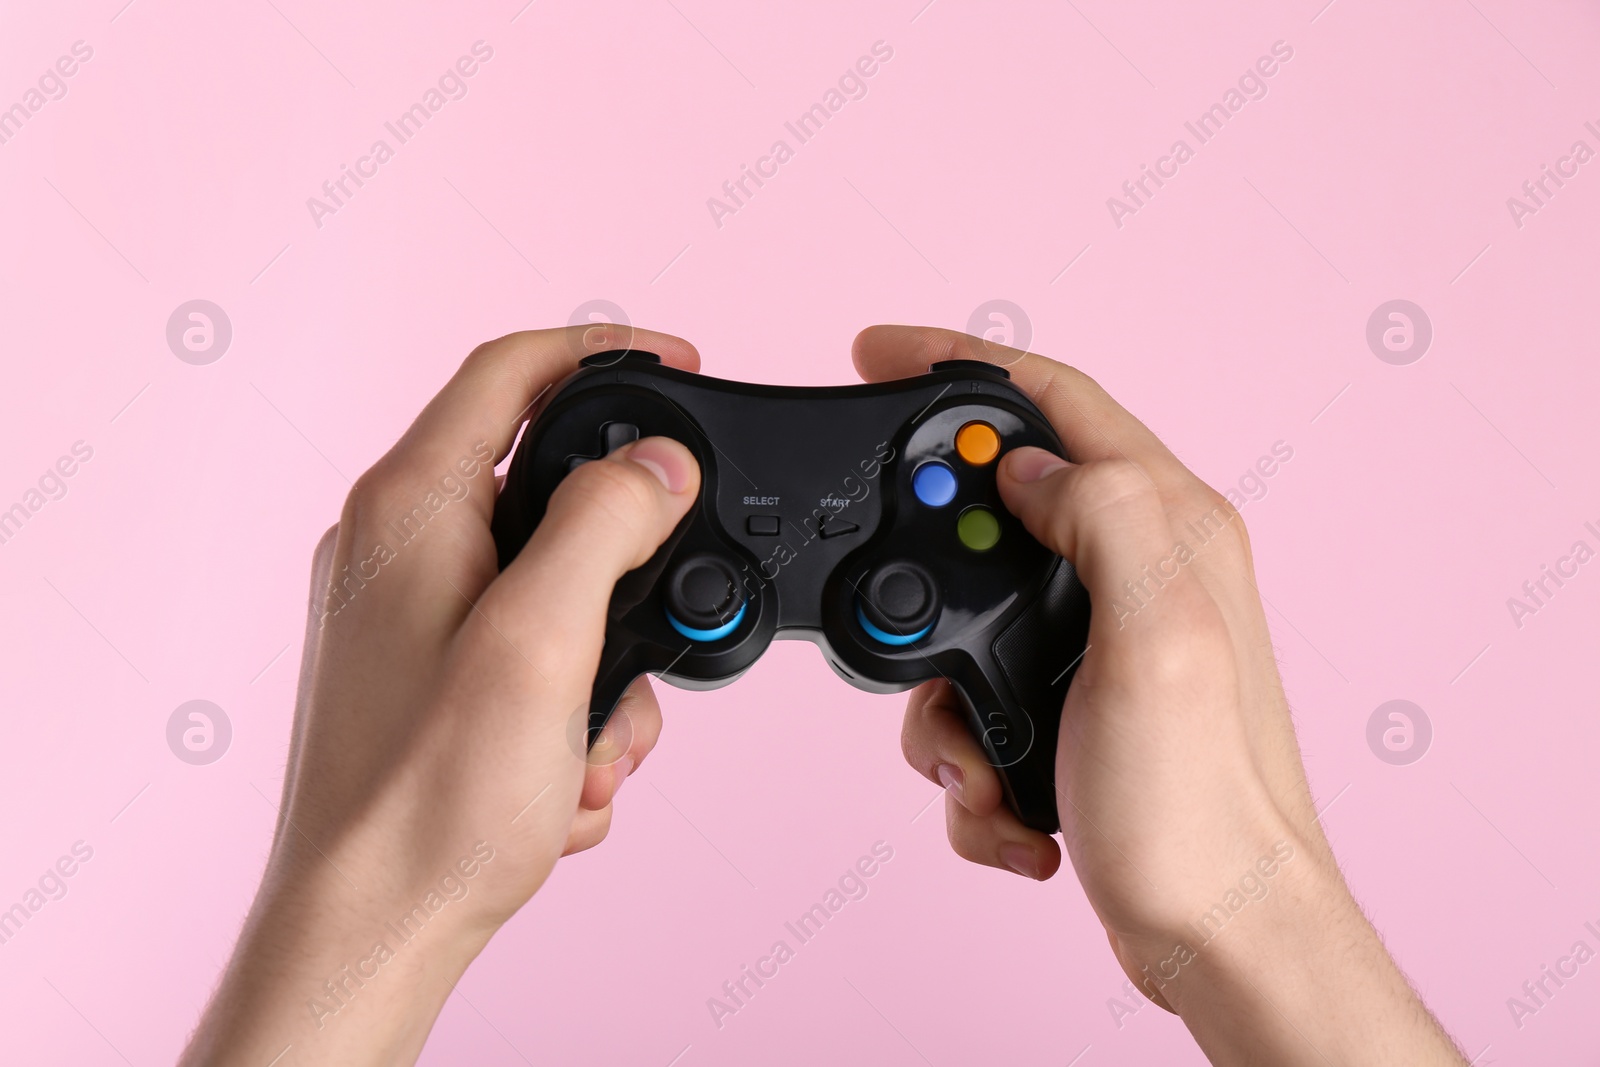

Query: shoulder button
[928,359,1009,379]
[581,349,663,368]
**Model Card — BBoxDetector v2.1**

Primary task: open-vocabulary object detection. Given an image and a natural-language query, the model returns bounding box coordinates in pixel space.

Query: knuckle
[901,683,959,768]
[1060,363,1102,393]
[341,470,390,533]
[460,330,531,373]
[312,522,340,565]
[458,331,558,398]
[899,716,922,767]
[461,337,497,370]
[1077,459,1157,509]
[1056,461,1161,546]
[563,808,614,856]
[309,523,342,588]
[454,337,504,385]
[901,708,934,770]
[1142,639,1199,688]
[1015,352,1101,415]
[1137,614,1233,688]
[346,458,400,507]
[1176,484,1253,563]
[344,463,419,536]
[943,804,991,865]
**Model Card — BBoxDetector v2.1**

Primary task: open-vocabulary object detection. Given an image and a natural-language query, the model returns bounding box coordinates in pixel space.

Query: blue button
[912,462,958,507]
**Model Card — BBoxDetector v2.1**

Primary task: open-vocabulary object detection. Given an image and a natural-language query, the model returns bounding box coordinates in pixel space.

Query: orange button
[955,421,1001,465]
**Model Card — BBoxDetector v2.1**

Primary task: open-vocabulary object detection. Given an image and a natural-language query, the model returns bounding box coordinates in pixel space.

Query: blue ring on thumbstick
[855,603,932,646]
[666,600,747,643]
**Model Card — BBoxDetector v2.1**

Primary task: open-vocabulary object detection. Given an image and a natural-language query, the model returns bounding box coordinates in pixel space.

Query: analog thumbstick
[664,553,747,642]
[856,560,940,646]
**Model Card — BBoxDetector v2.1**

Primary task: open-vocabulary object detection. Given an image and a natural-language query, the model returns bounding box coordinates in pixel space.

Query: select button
[746,515,781,536]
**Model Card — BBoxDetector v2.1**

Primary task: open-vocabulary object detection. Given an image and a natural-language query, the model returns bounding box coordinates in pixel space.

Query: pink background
[3,0,1598,1062]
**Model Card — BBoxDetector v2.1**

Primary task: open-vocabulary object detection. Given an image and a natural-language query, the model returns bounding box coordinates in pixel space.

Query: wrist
[1128,832,1339,1005]
[1108,815,1318,1002]
[263,866,494,1023]
[1121,837,1464,1064]
[181,845,503,1066]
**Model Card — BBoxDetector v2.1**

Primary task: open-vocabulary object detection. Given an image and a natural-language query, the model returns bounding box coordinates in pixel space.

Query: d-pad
[565,421,639,472]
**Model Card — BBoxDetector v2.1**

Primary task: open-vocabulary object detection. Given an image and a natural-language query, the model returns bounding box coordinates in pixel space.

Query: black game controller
[491,351,1091,832]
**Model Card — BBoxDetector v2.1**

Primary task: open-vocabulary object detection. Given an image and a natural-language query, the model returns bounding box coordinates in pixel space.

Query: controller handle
[950,557,1091,833]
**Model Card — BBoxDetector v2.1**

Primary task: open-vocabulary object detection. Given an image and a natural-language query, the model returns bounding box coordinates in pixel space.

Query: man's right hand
[855,324,1466,1066]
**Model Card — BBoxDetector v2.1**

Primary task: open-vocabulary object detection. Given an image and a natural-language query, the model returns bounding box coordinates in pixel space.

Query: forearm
[1130,841,1465,1066]
[179,876,488,1067]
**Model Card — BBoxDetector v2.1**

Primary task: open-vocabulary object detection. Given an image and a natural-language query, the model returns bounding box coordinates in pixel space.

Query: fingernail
[936,763,965,804]
[1000,843,1042,880]
[1004,447,1068,483]
[626,437,694,493]
[612,754,634,794]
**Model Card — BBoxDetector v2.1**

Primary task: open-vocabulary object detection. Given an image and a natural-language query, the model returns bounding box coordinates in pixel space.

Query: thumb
[995,448,1175,604]
[480,436,701,672]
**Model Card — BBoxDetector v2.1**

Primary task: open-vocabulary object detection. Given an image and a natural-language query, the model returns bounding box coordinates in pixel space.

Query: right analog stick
[856,560,941,646]
[664,553,747,642]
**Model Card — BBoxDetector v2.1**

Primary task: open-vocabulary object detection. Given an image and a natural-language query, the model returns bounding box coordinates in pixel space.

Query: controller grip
[575,532,689,752]
[585,654,644,752]
[955,558,1092,833]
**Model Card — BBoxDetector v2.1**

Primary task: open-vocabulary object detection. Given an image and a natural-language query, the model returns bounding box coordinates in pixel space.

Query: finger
[474,436,701,679]
[354,326,700,530]
[998,451,1235,693]
[850,324,1183,482]
[580,676,663,811]
[945,793,1062,881]
[995,451,1181,605]
[562,804,614,856]
[902,680,1004,816]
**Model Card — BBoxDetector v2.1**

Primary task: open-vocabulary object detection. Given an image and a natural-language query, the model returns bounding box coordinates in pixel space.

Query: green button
[957,507,1000,551]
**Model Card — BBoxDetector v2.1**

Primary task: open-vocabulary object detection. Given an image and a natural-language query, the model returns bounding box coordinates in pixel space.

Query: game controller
[490,351,1091,832]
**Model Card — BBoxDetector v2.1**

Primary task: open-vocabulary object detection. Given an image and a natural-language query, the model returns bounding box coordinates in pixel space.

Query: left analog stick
[856,560,940,646]
[664,553,747,642]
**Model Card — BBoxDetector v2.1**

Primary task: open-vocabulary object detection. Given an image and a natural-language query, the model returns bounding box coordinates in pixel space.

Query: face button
[664,553,747,642]
[957,506,1001,551]
[955,421,1001,465]
[746,515,780,536]
[857,560,941,646]
[912,462,958,507]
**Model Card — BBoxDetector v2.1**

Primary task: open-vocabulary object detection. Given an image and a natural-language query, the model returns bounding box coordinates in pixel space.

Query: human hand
[855,324,1465,1065]
[181,327,703,1067]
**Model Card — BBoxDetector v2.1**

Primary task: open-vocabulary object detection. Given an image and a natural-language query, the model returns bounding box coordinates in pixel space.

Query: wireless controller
[490,352,1091,832]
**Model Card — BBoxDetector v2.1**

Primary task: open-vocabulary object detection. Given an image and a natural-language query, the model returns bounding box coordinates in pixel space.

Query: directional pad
[566,421,639,472]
